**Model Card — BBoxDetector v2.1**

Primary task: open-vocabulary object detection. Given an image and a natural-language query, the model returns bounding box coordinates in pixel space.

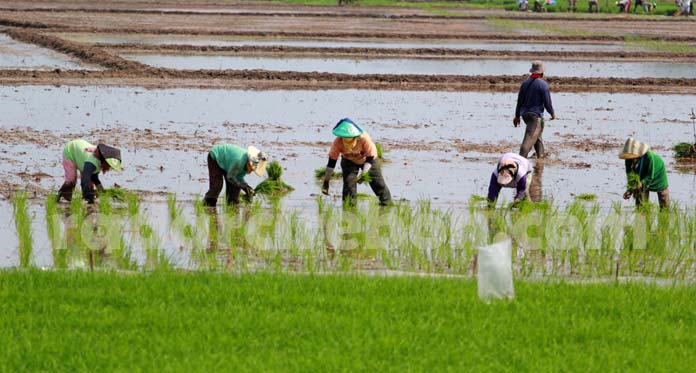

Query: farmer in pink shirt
[321,118,391,206]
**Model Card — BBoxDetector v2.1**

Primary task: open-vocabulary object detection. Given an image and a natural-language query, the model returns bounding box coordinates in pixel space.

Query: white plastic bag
[477,239,514,301]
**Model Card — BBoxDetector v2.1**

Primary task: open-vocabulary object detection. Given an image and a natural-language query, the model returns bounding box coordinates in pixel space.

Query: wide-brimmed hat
[529,60,545,74]
[97,144,123,172]
[247,146,268,177]
[618,138,649,159]
[332,118,364,138]
[497,161,517,185]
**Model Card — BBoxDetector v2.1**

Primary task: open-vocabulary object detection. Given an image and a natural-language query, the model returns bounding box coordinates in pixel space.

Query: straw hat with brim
[247,146,268,177]
[529,61,544,74]
[332,118,364,138]
[618,138,650,159]
[105,158,123,172]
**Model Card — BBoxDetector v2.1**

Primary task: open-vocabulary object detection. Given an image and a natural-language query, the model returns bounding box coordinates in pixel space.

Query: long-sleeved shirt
[327,132,378,168]
[210,144,248,186]
[63,139,103,202]
[625,150,668,192]
[515,77,555,119]
[487,153,532,202]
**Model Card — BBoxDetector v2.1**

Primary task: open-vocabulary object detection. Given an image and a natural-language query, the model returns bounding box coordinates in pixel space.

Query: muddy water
[1,85,695,208]
[120,53,696,79]
[58,33,634,52]
[0,34,101,70]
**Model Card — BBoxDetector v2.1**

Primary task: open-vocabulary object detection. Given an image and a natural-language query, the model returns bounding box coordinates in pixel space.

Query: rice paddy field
[2,0,696,370]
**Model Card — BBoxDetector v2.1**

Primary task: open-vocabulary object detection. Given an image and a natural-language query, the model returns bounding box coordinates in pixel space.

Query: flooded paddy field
[1,85,694,206]
[2,1,696,277]
[120,53,696,79]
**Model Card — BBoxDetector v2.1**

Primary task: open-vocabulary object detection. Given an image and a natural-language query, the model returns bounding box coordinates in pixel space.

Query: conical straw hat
[618,138,649,159]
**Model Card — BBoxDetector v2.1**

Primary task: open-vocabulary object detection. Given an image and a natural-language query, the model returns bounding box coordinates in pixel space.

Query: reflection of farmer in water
[321,118,392,206]
[619,138,669,209]
[203,144,268,207]
[57,139,123,204]
[487,153,532,205]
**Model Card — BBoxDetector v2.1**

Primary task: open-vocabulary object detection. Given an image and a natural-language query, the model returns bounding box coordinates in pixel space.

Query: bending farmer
[513,61,556,159]
[487,153,532,205]
[57,139,123,203]
[204,144,267,206]
[619,138,669,209]
[321,118,392,206]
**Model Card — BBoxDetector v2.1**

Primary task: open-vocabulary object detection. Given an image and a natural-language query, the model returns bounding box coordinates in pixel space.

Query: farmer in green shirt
[203,144,268,206]
[57,139,123,203]
[619,138,669,209]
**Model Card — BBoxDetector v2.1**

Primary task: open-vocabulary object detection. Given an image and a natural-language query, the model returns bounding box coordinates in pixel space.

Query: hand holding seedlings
[321,180,330,195]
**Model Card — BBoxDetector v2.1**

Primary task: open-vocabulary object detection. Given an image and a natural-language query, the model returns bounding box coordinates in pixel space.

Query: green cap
[106,158,123,172]
[332,118,364,138]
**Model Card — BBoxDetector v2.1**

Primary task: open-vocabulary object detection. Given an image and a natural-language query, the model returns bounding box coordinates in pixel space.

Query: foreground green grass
[1,270,695,371]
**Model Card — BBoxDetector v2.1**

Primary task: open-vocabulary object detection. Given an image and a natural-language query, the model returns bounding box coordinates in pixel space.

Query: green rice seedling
[101,188,126,202]
[627,173,641,192]
[575,193,597,201]
[255,161,294,196]
[357,171,372,185]
[12,191,33,268]
[673,142,696,159]
[167,193,183,223]
[99,193,113,215]
[314,167,342,180]
[375,143,384,159]
[126,191,139,217]
[45,192,67,268]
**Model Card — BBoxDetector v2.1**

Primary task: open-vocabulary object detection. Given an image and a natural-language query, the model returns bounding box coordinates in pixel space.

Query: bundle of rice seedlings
[315,167,343,180]
[627,173,641,192]
[255,161,294,196]
[673,142,696,159]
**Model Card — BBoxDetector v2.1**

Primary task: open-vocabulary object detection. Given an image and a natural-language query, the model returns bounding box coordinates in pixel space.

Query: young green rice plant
[46,192,67,268]
[673,142,696,159]
[575,193,597,201]
[627,173,641,193]
[357,171,372,185]
[126,191,140,217]
[101,188,126,202]
[12,191,33,268]
[375,143,384,159]
[314,167,342,180]
[255,161,294,197]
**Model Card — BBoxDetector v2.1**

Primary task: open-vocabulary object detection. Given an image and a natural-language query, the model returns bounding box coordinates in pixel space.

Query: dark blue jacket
[515,77,555,119]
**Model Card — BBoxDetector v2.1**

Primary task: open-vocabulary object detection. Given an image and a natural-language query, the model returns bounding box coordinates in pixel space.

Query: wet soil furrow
[98,43,696,62]
[4,28,150,70]
[0,68,694,93]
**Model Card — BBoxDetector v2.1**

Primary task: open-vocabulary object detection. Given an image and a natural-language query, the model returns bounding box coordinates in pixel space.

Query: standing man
[619,138,669,209]
[513,61,556,159]
[203,144,267,207]
[321,118,392,206]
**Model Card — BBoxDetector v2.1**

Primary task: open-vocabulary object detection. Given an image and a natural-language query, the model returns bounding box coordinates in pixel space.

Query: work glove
[357,163,372,184]
[322,181,330,195]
